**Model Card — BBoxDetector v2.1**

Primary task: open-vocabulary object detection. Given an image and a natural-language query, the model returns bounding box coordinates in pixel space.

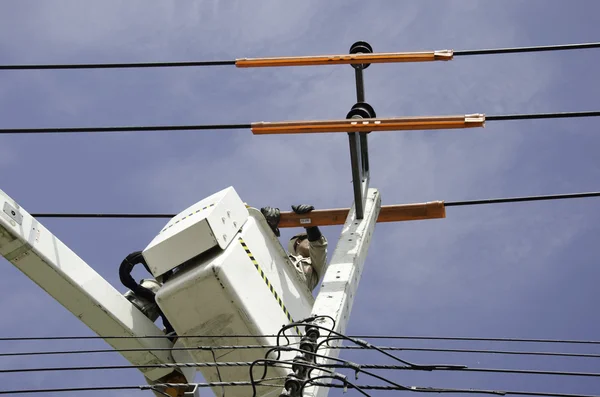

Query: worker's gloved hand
[292,204,322,241]
[260,206,281,237]
[291,204,314,214]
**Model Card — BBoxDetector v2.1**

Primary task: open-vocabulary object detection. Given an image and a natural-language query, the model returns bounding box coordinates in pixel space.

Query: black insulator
[350,41,373,69]
[347,102,376,119]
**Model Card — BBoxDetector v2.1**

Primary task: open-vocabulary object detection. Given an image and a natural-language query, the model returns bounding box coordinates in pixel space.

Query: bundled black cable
[118,251,176,339]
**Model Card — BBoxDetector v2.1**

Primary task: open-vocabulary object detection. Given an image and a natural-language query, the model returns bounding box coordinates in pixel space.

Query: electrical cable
[454,42,600,56]
[316,335,464,371]
[275,315,336,348]
[2,324,600,390]
[26,191,600,219]
[247,359,337,397]
[0,123,250,134]
[5,355,590,379]
[350,335,600,343]
[1,42,599,71]
[255,345,599,397]
[0,382,281,396]
[486,111,600,121]
[276,321,464,371]
[4,334,600,344]
[354,365,600,378]
[255,325,416,396]
[445,191,600,207]
[256,345,357,381]
[2,110,600,136]
[264,329,491,396]
[0,60,236,70]
[302,374,372,397]
[2,381,598,397]
[2,344,599,359]
[311,382,600,397]
[306,374,503,396]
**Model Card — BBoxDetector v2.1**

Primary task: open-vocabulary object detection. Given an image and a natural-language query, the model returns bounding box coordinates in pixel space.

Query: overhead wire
[2,361,599,378]
[1,42,599,70]
[0,60,236,70]
[3,334,600,344]
[486,111,600,121]
[0,123,250,134]
[453,41,600,56]
[1,110,600,135]
[4,322,594,393]
[0,382,598,397]
[312,383,600,397]
[2,344,599,359]
[275,320,464,371]
[28,191,600,219]
[444,191,600,207]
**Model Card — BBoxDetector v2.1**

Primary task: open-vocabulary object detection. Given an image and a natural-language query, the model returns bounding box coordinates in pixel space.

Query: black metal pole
[348,130,364,219]
[355,67,370,182]
[347,41,374,219]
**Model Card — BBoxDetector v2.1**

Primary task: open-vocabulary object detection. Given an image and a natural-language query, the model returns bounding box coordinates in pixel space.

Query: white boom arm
[300,188,381,397]
[0,189,195,387]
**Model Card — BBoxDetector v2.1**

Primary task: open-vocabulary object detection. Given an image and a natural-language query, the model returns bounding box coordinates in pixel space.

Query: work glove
[291,204,314,214]
[260,206,281,237]
[292,205,322,241]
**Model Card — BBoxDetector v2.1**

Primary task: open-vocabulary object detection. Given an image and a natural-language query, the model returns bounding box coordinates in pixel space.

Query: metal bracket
[347,41,375,219]
[3,201,22,225]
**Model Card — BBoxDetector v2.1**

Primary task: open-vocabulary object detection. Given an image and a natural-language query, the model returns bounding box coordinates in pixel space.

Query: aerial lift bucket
[143,186,315,397]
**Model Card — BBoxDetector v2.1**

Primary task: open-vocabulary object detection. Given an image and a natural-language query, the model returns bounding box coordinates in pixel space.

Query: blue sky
[1,1,600,396]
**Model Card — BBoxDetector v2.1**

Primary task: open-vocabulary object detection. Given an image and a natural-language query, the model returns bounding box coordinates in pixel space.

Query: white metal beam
[301,188,381,397]
[0,188,195,383]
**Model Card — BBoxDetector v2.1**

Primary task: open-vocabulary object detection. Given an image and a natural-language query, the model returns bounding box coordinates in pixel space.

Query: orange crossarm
[277,201,446,228]
[235,50,453,68]
[251,114,485,135]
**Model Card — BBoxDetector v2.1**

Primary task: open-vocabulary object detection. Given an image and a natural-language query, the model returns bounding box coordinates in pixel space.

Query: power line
[0,382,598,397]
[5,334,600,344]
[444,191,600,207]
[0,60,236,70]
[1,110,599,135]
[454,41,600,56]
[1,42,599,71]
[3,334,600,344]
[0,123,250,135]
[2,361,599,378]
[486,111,600,121]
[354,336,600,344]
[3,344,598,359]
[316,383,600,397]
[29,190,600,219]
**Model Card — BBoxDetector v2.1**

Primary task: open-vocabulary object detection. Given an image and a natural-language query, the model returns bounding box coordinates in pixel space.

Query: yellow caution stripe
[160,203,216,233]
[238,237,300,336]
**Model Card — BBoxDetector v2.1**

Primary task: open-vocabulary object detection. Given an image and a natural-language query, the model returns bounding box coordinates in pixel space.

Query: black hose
[118,251,176,340]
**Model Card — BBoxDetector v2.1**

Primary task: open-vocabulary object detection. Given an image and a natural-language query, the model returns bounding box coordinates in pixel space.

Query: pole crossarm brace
[250,114,485,135]
[235,50,453,68]
[288,188,381,397]
[0,188,195,387]
[277,201,445,227]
